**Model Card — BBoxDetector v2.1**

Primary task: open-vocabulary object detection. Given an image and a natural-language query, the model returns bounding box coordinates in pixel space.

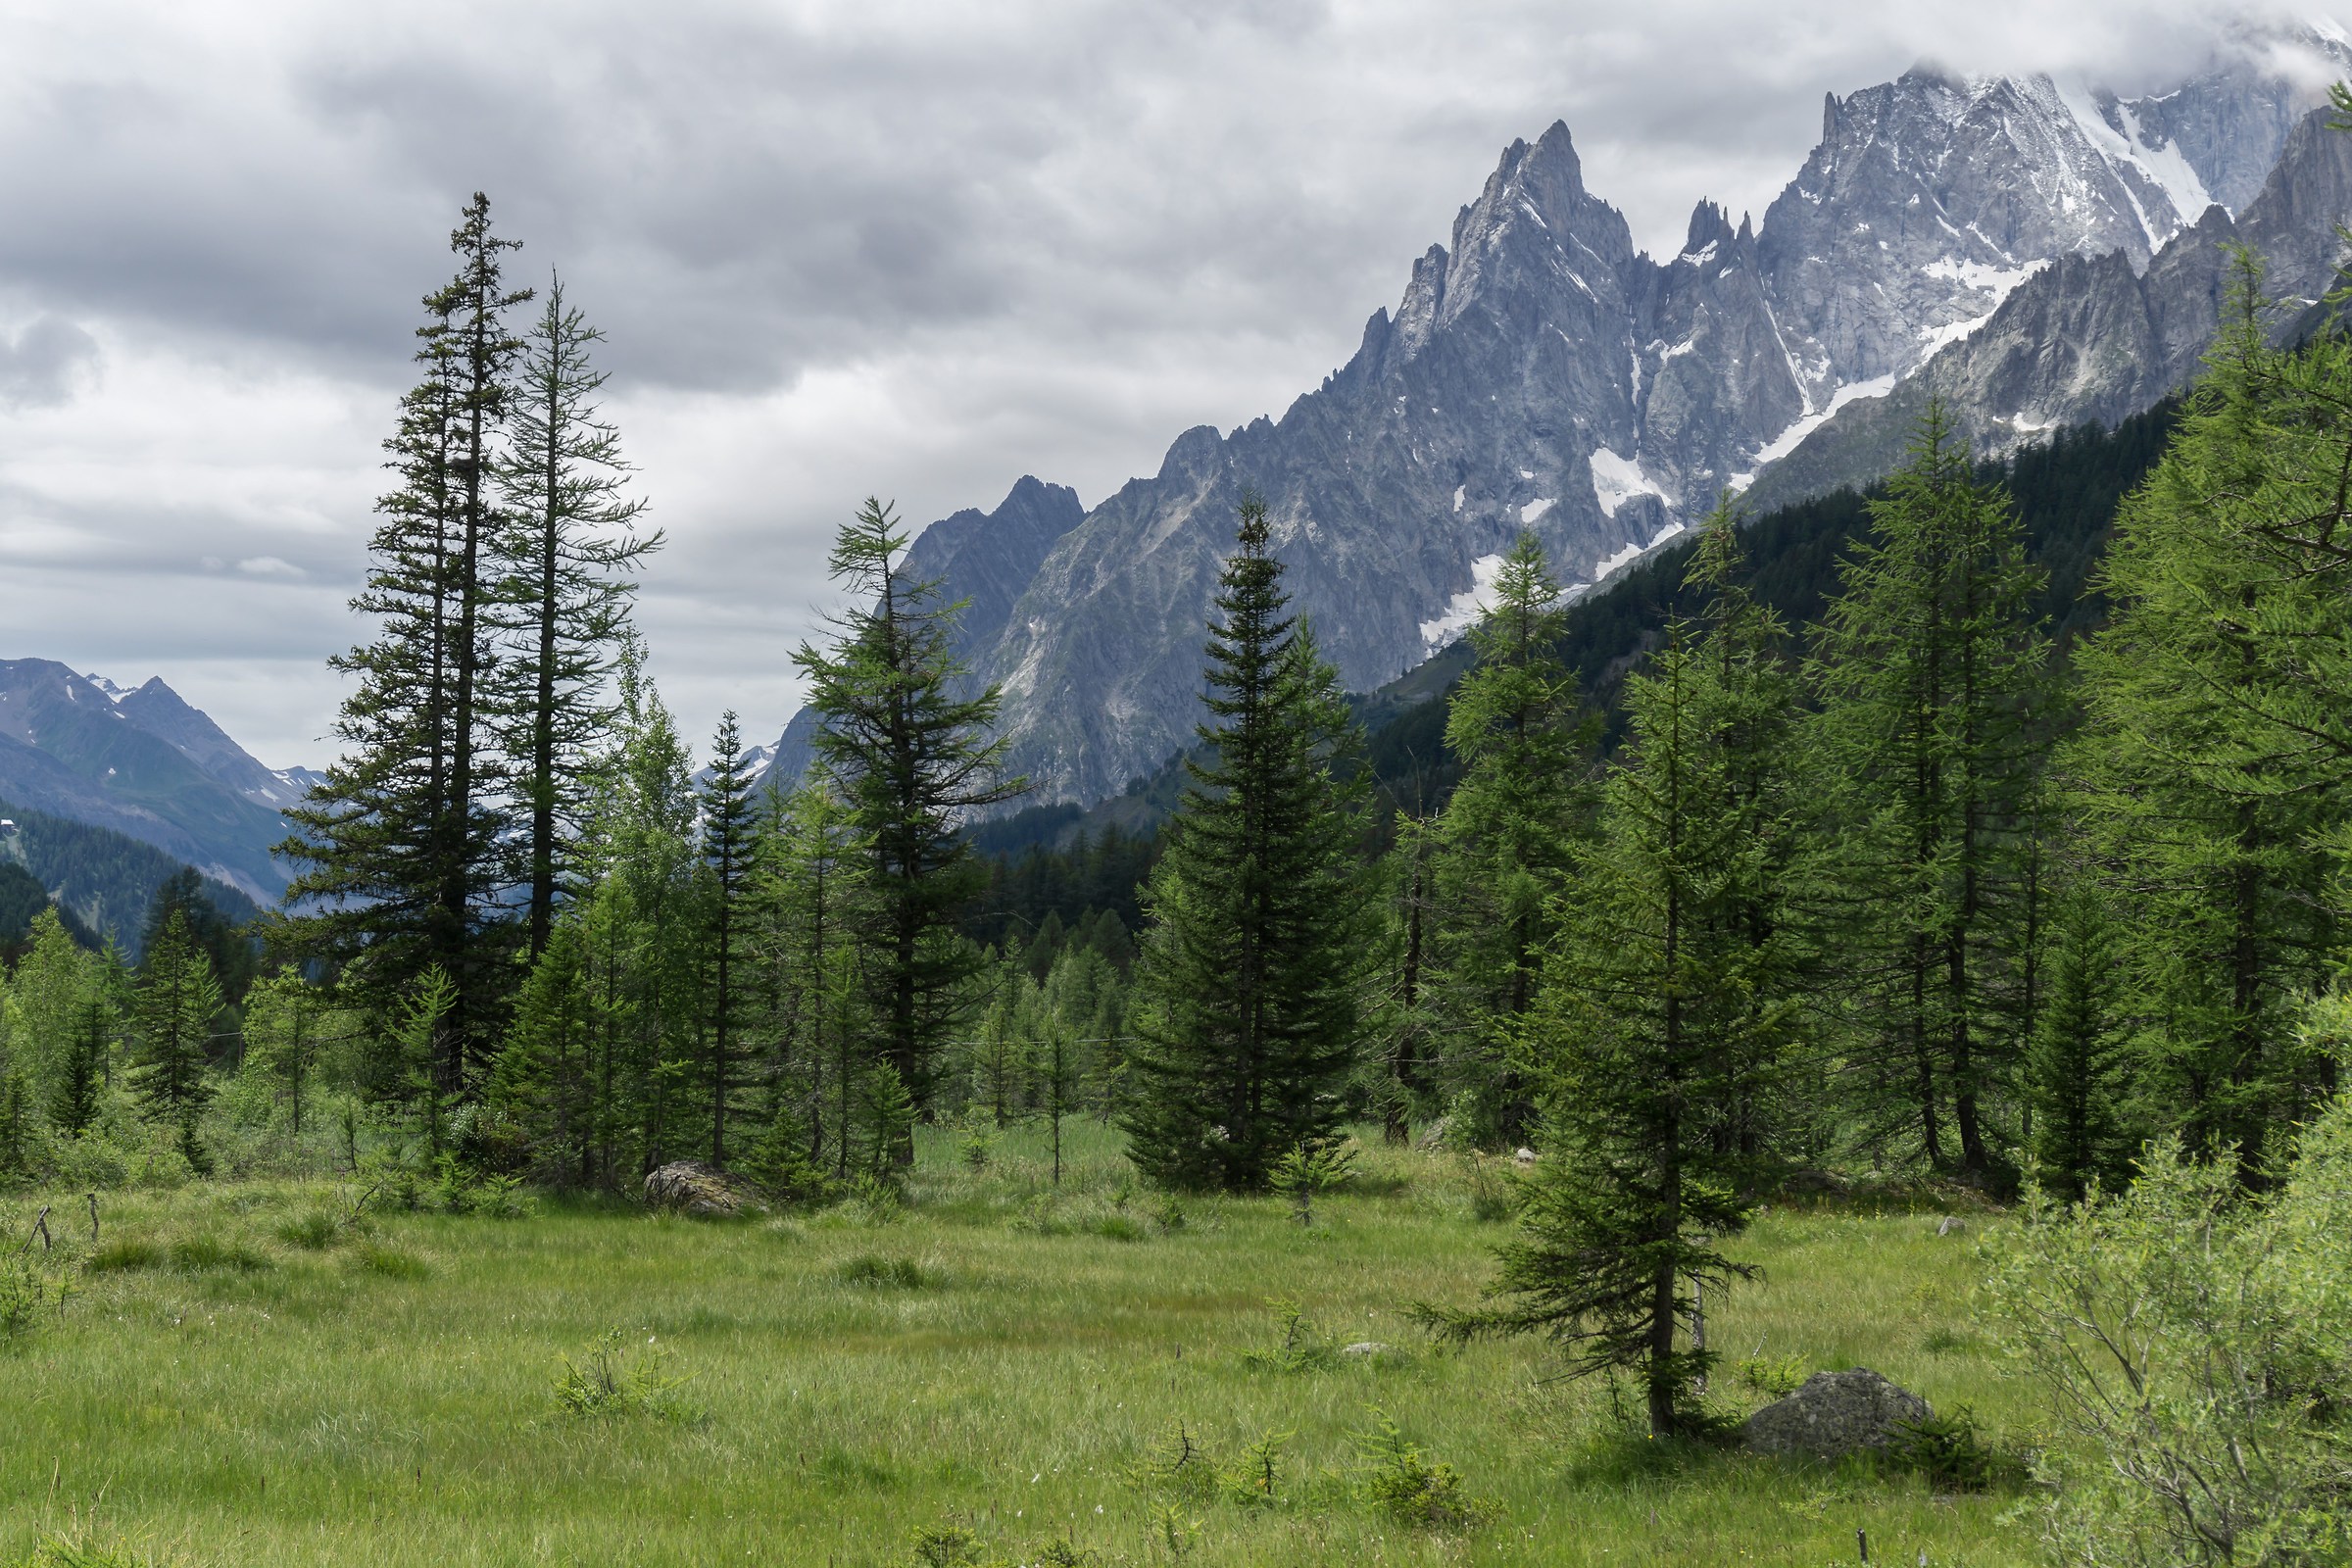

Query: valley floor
[0,1129,2035,1567]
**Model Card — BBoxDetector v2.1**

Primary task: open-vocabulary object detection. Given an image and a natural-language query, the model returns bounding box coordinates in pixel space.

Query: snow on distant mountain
[0,661,298,901]
[757,24,2352,808]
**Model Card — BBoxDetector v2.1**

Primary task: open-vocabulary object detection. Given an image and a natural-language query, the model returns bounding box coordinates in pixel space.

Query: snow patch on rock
[1419,553,1507,652]
[1589,448,1668,517]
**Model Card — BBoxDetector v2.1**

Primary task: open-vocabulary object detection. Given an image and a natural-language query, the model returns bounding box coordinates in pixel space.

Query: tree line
[4,201,2352,1495]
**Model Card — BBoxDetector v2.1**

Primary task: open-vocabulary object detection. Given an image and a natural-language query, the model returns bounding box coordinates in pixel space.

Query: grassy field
[0,1125,2041,1567]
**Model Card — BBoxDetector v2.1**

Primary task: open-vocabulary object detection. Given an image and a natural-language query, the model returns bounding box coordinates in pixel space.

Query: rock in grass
[644,1160,748,1217]
[1741,1369,1931,1461]
[1342,1341,1396,1358]
[1936,1215,1967,1237]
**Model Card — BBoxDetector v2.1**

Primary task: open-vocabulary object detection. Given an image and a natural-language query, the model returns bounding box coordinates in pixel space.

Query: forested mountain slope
[0,661,296,903]
[0,797,260,955]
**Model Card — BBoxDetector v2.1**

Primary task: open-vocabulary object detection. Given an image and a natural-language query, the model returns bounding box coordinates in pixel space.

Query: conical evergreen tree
[2023,876,2134,1199]
[284,194,532,1094]
[1123,496,1372,1191]
[1423,612,1802,1439]
[130,909,223,1171]
[699,710,759,1166]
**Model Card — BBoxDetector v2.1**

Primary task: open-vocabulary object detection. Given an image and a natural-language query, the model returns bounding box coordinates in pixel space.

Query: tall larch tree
[794,498,1024,1148]
[1427,530,1592,1146]
[1808,404,2048,1181]
[501,274,660,961]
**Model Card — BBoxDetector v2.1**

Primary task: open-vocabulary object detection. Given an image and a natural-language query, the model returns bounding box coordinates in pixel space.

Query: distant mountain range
[759,24,2352,808]
[0,659,303,904]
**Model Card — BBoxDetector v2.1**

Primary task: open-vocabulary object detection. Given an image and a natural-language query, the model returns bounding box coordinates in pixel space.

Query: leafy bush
[1987,1088,2352,1567]
[0,1251,61,1343]
[1351,1408,1493,1530]
[906,1524,988,1568]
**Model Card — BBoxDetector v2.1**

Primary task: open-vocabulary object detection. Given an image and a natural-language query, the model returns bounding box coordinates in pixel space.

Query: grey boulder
[1741,1369,1931,1460]
[644,1160,748,1217]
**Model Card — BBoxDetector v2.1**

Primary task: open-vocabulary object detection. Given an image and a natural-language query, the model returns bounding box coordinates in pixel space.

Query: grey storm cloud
[0,0,2332,765]
[0,317,99,409]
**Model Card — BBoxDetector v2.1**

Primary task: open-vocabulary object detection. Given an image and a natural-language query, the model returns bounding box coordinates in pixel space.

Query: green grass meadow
[1,1127,2038,1567]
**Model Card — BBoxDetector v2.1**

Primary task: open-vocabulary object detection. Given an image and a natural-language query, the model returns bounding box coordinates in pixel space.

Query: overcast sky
[0,0,2328,766]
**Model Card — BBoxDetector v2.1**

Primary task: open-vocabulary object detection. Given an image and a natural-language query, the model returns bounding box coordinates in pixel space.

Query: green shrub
[1221,1428,1292,1507]
[906,1524,991,1568]
[1351,1408,1493,1530]
[1892,1405,2015,1493]
[0,1251,61,1344]
[1086,1212,1148,1243]
[1734,1353,1806,1399]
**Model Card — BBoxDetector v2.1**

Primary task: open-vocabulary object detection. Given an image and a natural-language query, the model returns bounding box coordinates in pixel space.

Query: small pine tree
[1124,495,1373,1191]
[700,710,760,1166]
[129,909,223,1172]
[2025,879,2135,1199]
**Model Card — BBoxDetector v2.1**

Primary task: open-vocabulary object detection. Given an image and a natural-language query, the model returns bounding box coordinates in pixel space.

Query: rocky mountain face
[0,659,296,901]
[767,27,2352,808]
[1746,99,2352,513]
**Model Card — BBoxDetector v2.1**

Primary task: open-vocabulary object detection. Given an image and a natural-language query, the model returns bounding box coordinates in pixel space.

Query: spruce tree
[130,909,223,1171]
[1123,496,1372,1191]
[1427,531,1592,1146]
[285,194,532,1093]
[2023,877,2133,1199]
[699,710,759,1166]
[1808,405,2048,1180]
[794,498,1024,1140]
[501,275,660,960]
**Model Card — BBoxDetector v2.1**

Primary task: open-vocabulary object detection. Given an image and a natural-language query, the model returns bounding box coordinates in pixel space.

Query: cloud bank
[0,0,2328,764]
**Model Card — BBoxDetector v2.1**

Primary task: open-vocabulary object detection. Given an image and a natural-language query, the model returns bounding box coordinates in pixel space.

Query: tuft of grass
[168,1236,272,1272]
[84,1239,164,1274]
[350,1242,428,1280]
[274,1211,343,1250]
[837,1253,933,1289]
[2,1531,174,1567]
